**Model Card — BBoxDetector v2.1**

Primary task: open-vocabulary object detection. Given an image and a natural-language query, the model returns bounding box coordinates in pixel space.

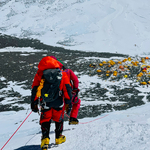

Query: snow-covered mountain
[1,0,150,150]
[1,0,150,55]
[1,102,150,150]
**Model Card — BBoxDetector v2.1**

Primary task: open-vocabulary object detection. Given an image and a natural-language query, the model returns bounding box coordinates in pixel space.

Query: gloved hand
[72,88,80,102]
[31,101,39,113]
[72,88,80,96]
[65,103,72,115]
[72,88,80,93]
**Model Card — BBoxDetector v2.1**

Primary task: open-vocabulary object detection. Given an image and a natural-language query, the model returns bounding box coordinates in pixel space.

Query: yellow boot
[55,135,66,145]
[41,138,50,150]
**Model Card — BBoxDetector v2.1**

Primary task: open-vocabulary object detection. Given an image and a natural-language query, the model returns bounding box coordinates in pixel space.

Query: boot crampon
[41,138,50,150]
[69,117,79,125]
[55,134,66,145]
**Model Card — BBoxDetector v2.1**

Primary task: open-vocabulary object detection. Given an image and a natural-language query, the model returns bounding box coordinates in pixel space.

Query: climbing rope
[64,112,109,124]
[1,111,32,150]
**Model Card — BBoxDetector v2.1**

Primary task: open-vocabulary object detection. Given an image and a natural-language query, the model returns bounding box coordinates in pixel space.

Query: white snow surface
[1,0,150,150]
[1,104,150,150]
[1,0,150,56]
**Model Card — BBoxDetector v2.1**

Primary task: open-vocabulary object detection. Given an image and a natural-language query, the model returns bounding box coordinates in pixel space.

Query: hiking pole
[1,111,32,150]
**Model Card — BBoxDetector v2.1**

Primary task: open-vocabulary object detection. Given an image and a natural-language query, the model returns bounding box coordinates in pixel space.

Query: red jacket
[31,56,72,107]
[65,69,79,89]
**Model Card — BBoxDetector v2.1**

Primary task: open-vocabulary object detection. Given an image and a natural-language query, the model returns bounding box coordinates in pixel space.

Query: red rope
[1,111,108,150]
[64,112,108,124]
[64,112,70,118]
[79,114,109,124]
[1,111,32,150]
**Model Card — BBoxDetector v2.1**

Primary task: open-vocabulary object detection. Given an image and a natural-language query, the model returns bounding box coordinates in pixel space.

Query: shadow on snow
[14,143,58,150]
[14,130,60,150]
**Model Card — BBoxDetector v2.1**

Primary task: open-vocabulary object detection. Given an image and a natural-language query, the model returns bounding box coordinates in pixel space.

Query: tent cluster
[89,57,150,85]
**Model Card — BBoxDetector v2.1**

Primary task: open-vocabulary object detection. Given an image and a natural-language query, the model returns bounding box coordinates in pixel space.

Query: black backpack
[41,68,62,103]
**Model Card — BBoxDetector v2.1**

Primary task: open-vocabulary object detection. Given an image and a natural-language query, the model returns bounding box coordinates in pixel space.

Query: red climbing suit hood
[38,56,60,71]
[50,56,64,69]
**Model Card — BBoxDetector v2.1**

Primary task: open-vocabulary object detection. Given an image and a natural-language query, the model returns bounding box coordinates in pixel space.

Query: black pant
[41,120,63,139]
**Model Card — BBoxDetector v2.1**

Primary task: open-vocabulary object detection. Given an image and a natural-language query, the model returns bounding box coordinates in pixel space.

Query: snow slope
[1,103,150,150]
[1,0,150,55]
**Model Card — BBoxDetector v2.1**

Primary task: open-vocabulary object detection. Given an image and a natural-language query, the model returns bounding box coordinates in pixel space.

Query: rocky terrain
[1,34,150,119]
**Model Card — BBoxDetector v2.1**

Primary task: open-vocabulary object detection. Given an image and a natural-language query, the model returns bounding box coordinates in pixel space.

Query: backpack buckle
[41,101,49,109]
[59,90,62,96]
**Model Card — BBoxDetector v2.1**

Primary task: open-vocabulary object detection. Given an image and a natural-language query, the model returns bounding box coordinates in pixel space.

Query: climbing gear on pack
[36,79,45,98]
[65,103,72,115]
